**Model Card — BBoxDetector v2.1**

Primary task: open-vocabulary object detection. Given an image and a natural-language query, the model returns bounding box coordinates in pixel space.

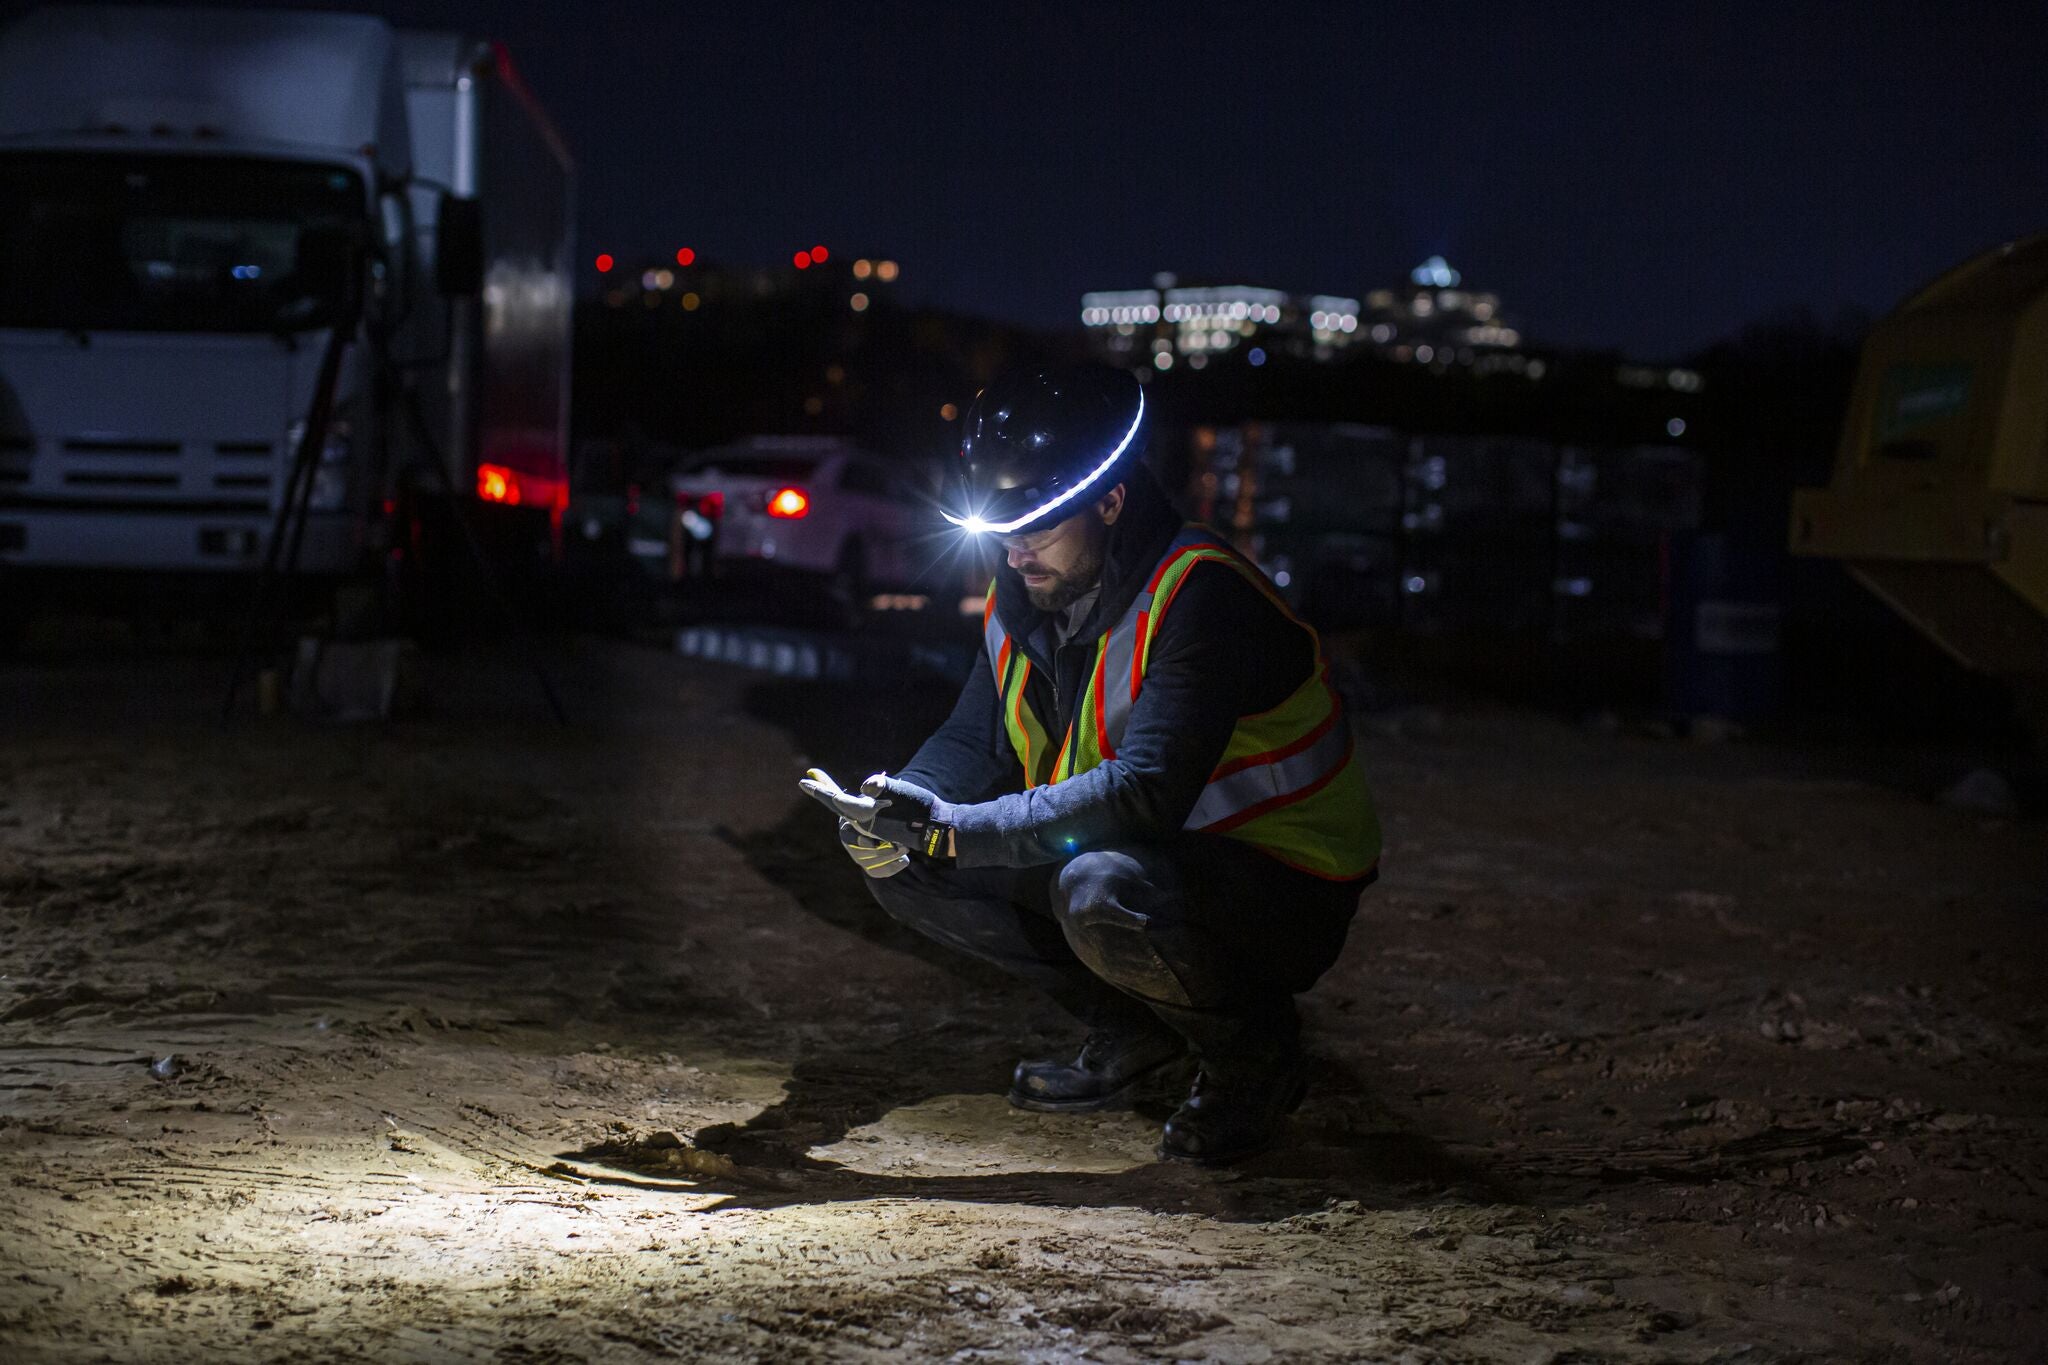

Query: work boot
[1008,1017,1186,1113]
[1158,1052,1309,1163]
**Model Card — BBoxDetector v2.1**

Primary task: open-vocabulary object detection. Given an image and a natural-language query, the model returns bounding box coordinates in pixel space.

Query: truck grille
[61,438,180,455]
[0,435,276,511]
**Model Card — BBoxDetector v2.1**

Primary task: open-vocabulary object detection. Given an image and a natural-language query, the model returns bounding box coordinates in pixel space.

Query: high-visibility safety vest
[981,525,1380,881]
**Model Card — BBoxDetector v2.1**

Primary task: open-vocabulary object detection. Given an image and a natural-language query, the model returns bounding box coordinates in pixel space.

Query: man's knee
[1053,847,1209,1007]
[1052,848,1155,923]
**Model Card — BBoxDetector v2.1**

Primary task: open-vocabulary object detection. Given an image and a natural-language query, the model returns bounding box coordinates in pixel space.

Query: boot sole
[1005,1054,1184,1114]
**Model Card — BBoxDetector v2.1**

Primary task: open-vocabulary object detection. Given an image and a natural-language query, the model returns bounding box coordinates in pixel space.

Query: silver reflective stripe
[983,608,1007,682]
[1099,529,1231,752]
[1184,712,1350,831]
[1096,591,1148,751]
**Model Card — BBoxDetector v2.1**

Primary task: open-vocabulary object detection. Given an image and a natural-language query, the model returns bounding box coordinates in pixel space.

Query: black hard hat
[947,365,1147,536]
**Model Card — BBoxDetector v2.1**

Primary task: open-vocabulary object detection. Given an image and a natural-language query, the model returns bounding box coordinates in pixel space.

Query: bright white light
[1411,255,1461,287]
[943,389,1146,535]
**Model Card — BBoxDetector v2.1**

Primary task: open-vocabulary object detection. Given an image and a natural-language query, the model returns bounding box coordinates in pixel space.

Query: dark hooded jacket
[898,465,1316,869]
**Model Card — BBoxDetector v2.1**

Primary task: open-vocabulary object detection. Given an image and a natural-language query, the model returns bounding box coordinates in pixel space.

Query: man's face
[1001,491,1118,612]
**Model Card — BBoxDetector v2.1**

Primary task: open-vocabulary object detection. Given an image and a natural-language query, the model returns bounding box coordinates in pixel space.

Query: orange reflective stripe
[1090,636,1115,761]
[1211,686,1341,781]
[1012,658,1036,785]
[1127,611,1148,702]
[1188,721,1353,833]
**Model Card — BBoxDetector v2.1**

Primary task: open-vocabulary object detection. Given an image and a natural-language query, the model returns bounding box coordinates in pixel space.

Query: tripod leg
[223,331,347,723]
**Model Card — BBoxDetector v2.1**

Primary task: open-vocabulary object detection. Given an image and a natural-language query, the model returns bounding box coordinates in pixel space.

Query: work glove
[858,773,956,862]
[837,817,910,879]
[799,768,925,877]
[797,767,955,862]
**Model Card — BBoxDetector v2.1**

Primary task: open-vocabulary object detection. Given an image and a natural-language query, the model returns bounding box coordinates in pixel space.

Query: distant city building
[1361,256,1533,375]
[1081,259,1544,376]
[1080,274,1360,371]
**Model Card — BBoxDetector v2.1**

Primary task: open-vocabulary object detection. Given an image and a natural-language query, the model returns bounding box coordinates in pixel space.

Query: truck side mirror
[435,192,483,297]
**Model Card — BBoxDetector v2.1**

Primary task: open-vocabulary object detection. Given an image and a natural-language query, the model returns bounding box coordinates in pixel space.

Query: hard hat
[945,365,1147,536]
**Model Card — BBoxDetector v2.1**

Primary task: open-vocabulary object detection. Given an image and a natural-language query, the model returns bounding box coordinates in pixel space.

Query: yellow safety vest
[982,526,1381,880]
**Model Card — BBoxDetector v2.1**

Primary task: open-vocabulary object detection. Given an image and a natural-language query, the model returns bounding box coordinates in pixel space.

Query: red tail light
[699,491,724,518]
[765,486,810,519]
[478,464,520,505]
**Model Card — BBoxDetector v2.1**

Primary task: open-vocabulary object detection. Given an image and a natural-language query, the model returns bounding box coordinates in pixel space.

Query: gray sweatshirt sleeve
[947,564,1313,868]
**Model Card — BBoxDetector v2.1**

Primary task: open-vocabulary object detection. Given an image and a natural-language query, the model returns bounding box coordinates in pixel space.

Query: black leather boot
[1158,1052,1309,1163]
[1008,1016,1186,1113]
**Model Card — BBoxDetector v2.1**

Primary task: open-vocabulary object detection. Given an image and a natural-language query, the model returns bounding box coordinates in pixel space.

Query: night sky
[15,1,2048,358]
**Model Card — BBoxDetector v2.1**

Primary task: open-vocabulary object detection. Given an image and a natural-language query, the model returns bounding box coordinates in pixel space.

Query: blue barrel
[1665,532,1783,722]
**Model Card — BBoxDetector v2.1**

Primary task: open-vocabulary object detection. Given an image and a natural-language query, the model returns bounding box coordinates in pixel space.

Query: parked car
[632,437,942,619]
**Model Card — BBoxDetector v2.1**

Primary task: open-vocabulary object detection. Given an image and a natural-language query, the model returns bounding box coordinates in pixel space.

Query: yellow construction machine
[1792,236,2048,730]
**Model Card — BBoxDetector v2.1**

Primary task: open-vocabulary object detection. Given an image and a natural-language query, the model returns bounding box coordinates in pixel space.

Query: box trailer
[0,5,572,630]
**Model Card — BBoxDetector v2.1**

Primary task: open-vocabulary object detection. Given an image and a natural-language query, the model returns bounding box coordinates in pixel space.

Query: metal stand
[221,328,346,722]
[221,336,569,728]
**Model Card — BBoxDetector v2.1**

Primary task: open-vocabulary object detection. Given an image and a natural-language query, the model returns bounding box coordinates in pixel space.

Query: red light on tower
[675,246,695,267]
[594,252,614,273]
[793,250,812,269]
[810,244,829,264]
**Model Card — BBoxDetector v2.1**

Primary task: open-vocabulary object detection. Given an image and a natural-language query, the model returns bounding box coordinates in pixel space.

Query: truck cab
[0,5,571,630]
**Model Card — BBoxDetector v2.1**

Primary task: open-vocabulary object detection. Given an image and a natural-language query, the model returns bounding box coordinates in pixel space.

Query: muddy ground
[0,633,2043,1363]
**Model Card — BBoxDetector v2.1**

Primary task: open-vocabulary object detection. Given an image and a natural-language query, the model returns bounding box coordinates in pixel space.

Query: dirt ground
[1,633,2043,1363]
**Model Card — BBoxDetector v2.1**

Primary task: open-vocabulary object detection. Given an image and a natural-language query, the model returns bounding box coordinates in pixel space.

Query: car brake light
[478,464,520,505]
[765,486,810,519]
[699,491,724,518]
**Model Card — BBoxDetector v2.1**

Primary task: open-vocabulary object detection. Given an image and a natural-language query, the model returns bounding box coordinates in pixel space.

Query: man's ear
[1096,481,1127,526]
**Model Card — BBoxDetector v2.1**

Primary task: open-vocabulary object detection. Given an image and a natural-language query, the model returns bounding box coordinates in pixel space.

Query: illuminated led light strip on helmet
[945,389,1145,535]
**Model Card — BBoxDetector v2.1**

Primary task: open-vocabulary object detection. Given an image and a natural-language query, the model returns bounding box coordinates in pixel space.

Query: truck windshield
[0,153,367,334]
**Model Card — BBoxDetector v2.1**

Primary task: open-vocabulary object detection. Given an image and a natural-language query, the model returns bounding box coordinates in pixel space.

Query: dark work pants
[865,837,1366,1073]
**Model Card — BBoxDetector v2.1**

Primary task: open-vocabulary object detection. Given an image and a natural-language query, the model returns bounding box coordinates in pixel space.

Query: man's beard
[1022,538,1106,613]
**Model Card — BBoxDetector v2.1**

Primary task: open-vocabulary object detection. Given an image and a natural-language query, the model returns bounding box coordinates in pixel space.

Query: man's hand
[837,817,910,878]
[798,767,884,824]
[861,774,956,861]
[799,768,953,869]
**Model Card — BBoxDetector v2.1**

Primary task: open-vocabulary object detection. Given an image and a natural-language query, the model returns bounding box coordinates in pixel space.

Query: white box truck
[0,5,573,635]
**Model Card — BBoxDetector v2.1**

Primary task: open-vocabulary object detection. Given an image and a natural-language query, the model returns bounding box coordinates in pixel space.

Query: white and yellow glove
[837,817,910,878]
[800,768,910,878]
